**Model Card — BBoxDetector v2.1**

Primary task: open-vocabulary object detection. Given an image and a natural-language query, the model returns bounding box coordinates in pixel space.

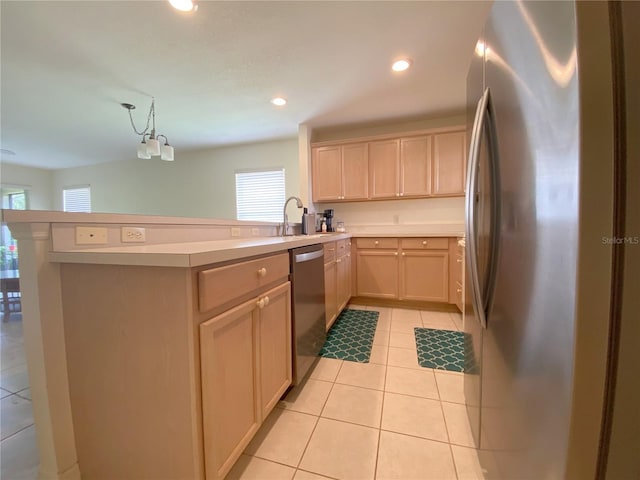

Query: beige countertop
[353,232,463,238]
[47,230,465,268]
[48,233,351,268]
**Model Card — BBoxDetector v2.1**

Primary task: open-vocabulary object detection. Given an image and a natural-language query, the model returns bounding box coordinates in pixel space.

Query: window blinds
[63,186,91,213]
[235,169,285,223]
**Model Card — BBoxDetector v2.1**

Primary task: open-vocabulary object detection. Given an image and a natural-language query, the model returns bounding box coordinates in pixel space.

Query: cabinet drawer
[198,253,290,313]
[400,238,449,250]
[355,238,398,249]
[324,242,337,263]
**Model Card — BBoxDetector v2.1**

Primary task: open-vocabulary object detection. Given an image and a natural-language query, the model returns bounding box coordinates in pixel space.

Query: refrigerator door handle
[465,88,500,328]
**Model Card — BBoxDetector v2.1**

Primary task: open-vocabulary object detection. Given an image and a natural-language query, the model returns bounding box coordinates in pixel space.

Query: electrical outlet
[75,226,108,245]
[231,227,241,237]
[121,227,146,243]
[252,228,260,236]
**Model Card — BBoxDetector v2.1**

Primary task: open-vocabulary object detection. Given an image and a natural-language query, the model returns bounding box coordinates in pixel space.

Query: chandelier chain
[127,99,155,136]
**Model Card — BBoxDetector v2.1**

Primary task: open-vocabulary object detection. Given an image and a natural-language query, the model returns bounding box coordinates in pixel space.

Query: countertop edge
[48,231,465,267]
[48,234,351,267]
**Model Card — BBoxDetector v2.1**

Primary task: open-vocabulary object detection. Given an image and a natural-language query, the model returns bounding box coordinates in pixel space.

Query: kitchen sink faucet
[282,196,304,236]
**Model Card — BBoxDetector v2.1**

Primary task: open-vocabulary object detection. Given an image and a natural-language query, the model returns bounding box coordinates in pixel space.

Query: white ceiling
[0,1,491,170]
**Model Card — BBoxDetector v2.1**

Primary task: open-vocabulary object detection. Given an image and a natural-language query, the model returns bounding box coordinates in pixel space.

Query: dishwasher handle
[294,249,324,263]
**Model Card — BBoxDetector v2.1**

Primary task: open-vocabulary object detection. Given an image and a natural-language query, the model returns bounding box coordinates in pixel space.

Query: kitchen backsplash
[313,196,464,229]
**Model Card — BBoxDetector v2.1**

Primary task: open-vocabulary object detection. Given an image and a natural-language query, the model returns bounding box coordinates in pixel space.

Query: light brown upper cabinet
[312,143,368,202]
[369,139,400,199]
[433,130,467,196]
[370,136,433,199]
[311,126,466,202]
[400,136,432,197]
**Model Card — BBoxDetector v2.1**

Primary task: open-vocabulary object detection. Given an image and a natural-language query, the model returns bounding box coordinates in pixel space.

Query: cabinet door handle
[257,298,265,309]
[401,252,406,256]
[396,193,400,197]
[457,258,463,263]
[400,193,404,197]
[394,252,398,256]
[456,288,462,294]
[422,241,427,246]
[263,296,270,306]
[257,267,267,277]
[336,258,342,263]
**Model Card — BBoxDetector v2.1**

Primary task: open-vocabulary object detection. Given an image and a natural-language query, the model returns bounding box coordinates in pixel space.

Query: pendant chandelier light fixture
[121,99,174,161]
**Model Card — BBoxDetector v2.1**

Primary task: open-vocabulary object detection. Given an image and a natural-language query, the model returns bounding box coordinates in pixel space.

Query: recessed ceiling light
[168,0,198,12]
[271,97,287,106]
[392,59,412,72]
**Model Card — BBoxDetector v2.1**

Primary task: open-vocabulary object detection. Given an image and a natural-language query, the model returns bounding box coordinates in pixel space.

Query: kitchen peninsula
[4,210,463,479]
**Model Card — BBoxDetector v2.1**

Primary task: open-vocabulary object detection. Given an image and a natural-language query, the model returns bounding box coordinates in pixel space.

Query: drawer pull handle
[257,267,267,277]
[422,241,427,246]
[257,298,265,309]
[336,258,342,263]
[402,252,406,256]
[374,241,379,246]
[394,252,398,256]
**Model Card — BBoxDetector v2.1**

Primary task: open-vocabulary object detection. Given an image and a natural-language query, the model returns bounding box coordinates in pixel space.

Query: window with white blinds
[235,169,285,223]
[63,186,91,213]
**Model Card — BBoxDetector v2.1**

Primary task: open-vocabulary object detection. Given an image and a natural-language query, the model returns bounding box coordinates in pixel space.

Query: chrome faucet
[282,196,304,236]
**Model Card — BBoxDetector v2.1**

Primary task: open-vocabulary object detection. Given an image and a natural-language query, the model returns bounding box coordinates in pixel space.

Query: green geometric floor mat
[320,309,379,363]
[414,328,465,372]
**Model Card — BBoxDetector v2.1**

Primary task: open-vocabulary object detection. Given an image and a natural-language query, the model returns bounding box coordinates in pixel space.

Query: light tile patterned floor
[1,306,485,480]
[233,305,487,480]
[0,314,39,480]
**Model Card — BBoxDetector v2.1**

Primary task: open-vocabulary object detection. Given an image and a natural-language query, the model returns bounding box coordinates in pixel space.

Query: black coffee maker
[323,209,334,232]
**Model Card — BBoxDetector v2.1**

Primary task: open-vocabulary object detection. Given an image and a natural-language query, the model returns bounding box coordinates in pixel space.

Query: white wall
[0,162,54,210]
[51,138,300,219]
[318,197,464,228]
[312,113,466,142]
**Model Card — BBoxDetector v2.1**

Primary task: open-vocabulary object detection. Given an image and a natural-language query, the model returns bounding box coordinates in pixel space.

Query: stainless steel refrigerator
[464,1,632,478]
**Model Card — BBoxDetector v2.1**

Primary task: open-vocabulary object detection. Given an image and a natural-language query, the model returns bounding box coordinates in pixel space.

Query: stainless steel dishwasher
[289,244,327,385]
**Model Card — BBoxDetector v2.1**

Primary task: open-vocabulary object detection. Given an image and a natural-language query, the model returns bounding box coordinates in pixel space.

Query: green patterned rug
[415,328,465,372]
[320,309,379,363]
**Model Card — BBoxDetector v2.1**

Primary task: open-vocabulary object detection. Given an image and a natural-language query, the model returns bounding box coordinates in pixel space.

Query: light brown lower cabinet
[355,249,399,299]
[449,237,464,313]
[200,281,291,480]
[324,254,338,330]
[59,253,292,480]
[336,251,352,311]
[324,240,352,330]
[355,237,454,303]
[400,250,449,302]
